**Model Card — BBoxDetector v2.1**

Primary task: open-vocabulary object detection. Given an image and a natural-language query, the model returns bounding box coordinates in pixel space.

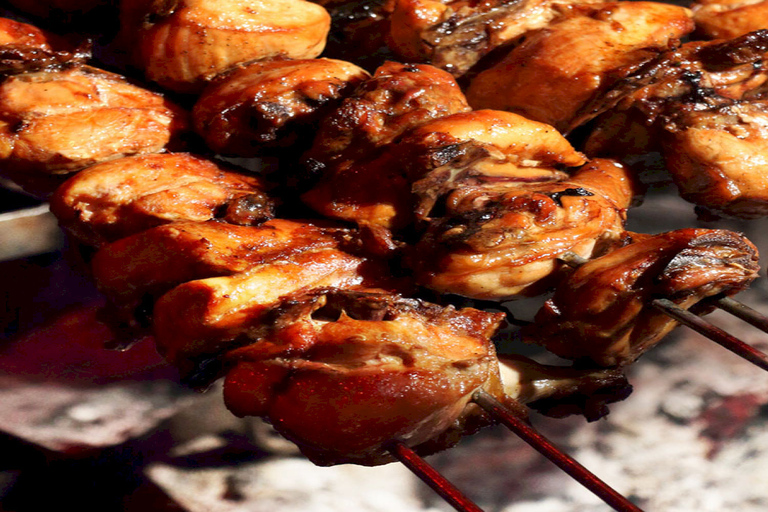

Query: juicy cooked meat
[152,249,383,373]
[118,0,331,93]
[0,64,189,197]
[301,61,470,240]
[584,32,768,218]
[521,229,760,367]
[663,100,768,218]
[193,58,369,157]
[396,109,587,221]
[691,0,768,39]
[388,0,602,77]
[0,16,88,76]
[90,219,358,327]
[222,289,509,466]
[50,152,276,247]
[409,157,637,300]
[222,289,631,465]
[465,1,694,132]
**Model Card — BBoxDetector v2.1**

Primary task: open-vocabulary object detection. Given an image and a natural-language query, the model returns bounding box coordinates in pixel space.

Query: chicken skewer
[521,229,761,368]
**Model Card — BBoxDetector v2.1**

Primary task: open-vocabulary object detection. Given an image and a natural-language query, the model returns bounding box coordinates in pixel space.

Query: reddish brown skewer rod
[651,298,768,372]
[472,390,644,512]
[388,440,484,512]
[716,296,768,334]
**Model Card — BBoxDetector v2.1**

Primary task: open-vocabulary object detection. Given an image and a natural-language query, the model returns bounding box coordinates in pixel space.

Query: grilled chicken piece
[0,17,89,77]
[118,0,331,93]
[90,219,361,329]
[222,289,510,466]
[584,32,768,218]
[193,58,369,157]
[0,64,189,197]
[583,31,768,158]
[221,289,631,465]
[153,250,385,374]
[522,229,760,367]
[397,110,587,222]
[50,153,275,247]
[301,62,470,242]
[663,101,768,218]
[388,0,602,77]
[465,1,694,132]
[692,0,768,39]
[409,157,637,300]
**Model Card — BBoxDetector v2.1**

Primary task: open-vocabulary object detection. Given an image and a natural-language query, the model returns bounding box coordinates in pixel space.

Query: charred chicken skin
[193,58,369,157]
[50,152,276,247]
[465,1,694,132]
[0,64,189,197]
[409,156,637,300]
[118,0,331,93]
[521,229,760,367]
[301,61,471,242]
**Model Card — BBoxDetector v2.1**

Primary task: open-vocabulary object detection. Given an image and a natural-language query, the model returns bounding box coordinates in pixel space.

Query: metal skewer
[716,296,768,334]
[472,390,643,512]
[388,440,484,512]
[651,298,768,371]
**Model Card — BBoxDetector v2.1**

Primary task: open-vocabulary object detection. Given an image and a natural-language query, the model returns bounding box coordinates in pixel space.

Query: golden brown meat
[521,229,760,367]
[221,289,631,465]
[118,0,331,93]
[465,1,694,132]
[0,64,189,197]
[663,100,768,218]
[408,157,637,300]
[388,0,602,76]
[50,153,275,247]
[152,250,384,373]
[89,219,358,328]
[193,58,369,157]
[692,0,768,39]
[583,32,768,218]
[222,289,510,465]
[301,61,470,243]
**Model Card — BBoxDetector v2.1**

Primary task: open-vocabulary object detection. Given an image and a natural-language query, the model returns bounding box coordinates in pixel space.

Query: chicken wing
[50,152,275,247]
[521,229,760,367]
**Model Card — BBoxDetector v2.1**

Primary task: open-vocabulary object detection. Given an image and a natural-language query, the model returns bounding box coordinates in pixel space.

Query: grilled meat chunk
[118,0,331,93]
[388,0,602,77]
[301,62,470,240]
[0,64,189,197]
[584,32,768,218]
[409,157,637,300]
[223,289,510,466]
[90,219,354,327]
[50,153,275,247]
[193,58,369,157]
[692,0,768,39]
[521,229,760,367]
[465,1,694,132]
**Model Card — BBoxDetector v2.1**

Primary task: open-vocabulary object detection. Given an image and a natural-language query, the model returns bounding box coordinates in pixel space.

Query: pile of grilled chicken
[0,0,765,466]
